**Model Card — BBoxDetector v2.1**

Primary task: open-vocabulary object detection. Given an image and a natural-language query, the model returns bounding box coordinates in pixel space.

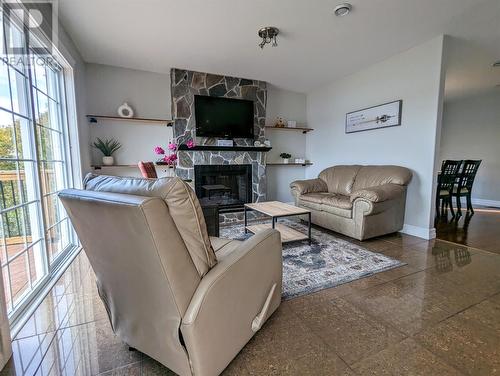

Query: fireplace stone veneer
[171,68,268,203]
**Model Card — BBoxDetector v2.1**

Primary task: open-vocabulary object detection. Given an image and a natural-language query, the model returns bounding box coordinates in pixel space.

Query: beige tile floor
[2,232,500,375]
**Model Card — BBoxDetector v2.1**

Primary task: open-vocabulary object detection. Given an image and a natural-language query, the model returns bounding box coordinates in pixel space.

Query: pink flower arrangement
[163,153,178,164]
[186,139,195,149]
[154,144,177,166]
[154,146,165,155]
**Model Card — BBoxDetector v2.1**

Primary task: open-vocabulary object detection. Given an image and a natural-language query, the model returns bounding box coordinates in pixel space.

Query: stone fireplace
[170,68,268,203]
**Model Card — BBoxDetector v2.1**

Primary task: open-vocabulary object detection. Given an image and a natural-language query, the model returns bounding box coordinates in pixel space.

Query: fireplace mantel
[178,145,272,152]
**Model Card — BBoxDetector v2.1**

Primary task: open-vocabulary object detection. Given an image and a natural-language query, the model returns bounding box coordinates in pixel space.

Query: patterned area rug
[220,220,405,300]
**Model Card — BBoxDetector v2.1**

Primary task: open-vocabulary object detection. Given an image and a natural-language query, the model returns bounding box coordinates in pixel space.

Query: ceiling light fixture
[258,27,279,49]
[334,3,352,17]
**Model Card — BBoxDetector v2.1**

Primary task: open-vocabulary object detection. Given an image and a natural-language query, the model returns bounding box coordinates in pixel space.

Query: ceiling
[57,0,500,94]
[442,0,500,102]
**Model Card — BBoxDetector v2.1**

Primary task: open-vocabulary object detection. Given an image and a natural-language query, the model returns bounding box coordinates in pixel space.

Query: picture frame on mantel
[345,100,402,134]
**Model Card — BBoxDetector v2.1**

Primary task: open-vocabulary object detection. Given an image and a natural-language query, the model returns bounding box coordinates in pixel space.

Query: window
[1,7,78,319]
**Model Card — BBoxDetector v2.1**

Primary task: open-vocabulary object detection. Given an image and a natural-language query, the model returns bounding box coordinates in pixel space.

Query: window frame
[1,3,81,328]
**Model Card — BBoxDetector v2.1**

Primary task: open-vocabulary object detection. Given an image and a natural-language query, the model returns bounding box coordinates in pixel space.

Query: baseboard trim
[457,197,500,208]
[400,224,436,240]
[471,198,500,208]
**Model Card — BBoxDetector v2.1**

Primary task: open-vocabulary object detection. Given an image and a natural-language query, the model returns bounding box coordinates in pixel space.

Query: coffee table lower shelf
[246,223,309,243]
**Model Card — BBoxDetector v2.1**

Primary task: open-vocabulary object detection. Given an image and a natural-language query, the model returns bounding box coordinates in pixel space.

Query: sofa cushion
[352,166,412,191]
[350,183,406,203]
[318,165,361,195]
[299,200,323,212]
[83,174,217,277]
[299,194,352,218]
[290,178,327,195]
[320,203,352,218]
[300,192,352,209]
[299,192,332,204]
[322,194,353,210]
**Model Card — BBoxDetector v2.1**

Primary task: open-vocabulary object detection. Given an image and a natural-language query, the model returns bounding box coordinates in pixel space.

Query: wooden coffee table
[244,201,311,244]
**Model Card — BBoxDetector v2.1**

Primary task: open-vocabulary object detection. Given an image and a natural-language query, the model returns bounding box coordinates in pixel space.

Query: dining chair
[453,160,482,216]
[138,161,158,178]
[436,160,462,217]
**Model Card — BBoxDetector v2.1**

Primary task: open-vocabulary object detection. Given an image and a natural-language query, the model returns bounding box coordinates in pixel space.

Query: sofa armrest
[290,178,327,195]
[181,229,282,376]
[350,183,405,203]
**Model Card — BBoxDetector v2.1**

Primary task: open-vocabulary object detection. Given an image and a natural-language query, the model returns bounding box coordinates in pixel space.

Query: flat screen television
[195,95,254,139]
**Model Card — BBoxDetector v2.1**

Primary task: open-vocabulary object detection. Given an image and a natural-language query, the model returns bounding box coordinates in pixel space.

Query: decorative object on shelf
[153,140,181,168]
[217,139,234,147]
[346,100,402,134]
[168,142,177,152]
[264,139,271,147]
[154,142,178,167]
[280,152,292,164]
[258,26,279,49]
[154,146,165,155]
[117,102,134,118]
[274,117,286,128]
[163,153,178,165]
[93,137,122,166]
[287,120,297,128]
[295,158,306,164]
[254,140,262,147]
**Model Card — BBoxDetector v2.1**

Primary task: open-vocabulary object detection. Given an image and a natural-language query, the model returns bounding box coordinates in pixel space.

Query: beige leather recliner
[58,174,282,376]
[290,165,412,240]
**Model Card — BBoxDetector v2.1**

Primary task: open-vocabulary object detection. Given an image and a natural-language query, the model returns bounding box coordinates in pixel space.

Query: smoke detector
[334,3,352,17]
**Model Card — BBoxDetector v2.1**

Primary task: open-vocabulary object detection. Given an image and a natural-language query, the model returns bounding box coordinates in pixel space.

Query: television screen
[195,95,254,139]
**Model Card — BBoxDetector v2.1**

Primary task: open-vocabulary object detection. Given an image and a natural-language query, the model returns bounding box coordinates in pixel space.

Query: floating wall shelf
[91,164,138,169]
[87,115,173,126]
[267,162,313,167]
[264,125,313,134]
[91,164,174,169]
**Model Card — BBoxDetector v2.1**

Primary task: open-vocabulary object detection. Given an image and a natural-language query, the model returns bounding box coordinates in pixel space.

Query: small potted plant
[93,138,122,166]
[280,152,292,164]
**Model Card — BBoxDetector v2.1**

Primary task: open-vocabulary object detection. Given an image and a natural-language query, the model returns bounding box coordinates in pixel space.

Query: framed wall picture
[345,100,402,134]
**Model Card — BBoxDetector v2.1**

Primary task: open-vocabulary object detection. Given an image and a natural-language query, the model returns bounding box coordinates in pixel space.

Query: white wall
[85,63,174,177]
[306,36,446,239]
[265,86,308,202]
[440,90,500,204]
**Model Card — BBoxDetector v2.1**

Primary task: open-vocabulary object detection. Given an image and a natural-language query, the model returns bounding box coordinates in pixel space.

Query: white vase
[117,102,134,118]
[283,158,289,164]
[102,156,114,166]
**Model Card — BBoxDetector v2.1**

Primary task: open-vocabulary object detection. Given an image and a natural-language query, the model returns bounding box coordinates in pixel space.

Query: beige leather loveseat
[290,165,412,240]
[59,175,282,376]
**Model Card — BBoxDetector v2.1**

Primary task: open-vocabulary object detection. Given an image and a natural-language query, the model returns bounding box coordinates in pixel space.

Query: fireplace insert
[194,164,252,207]
[194,164,253,235]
